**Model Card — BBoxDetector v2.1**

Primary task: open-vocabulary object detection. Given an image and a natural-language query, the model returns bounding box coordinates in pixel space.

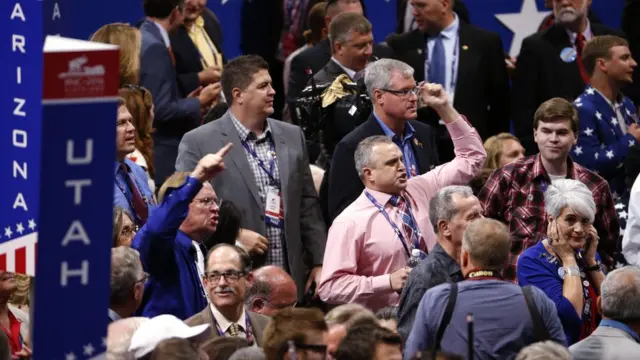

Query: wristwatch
[564,265,581,277]
[585,261,602,272]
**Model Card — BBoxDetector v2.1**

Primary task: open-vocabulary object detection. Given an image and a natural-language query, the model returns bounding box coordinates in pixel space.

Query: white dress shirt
[210,304,249,339]
[153,21,171,47]
[623,175,640,265]
[330,57,356,80]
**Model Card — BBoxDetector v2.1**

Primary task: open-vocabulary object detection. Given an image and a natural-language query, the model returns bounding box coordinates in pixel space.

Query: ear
[596,296,603,315]
[134,283,144,302]
[245,272,254,284]
[252,298,265,311]
[460,249,469,268]
[373,89,385,105]
[232,88,243,105]
[438,220,451,238]
[362,167,374,182]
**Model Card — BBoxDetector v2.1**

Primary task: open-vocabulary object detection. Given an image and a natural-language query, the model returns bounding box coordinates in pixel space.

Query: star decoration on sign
[595,111,602,120]
[4,227,12,238]
[583,127,594,137]
[28,219,36,231]
[606,150,615,159]
[495,0,551,58]
[585,87,595,95]
[15,223,24,235]
[611,117,618,126]
[574,146,583,155]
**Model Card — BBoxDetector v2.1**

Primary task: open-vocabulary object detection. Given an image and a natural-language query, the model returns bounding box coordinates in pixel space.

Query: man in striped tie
[318,83,486,311]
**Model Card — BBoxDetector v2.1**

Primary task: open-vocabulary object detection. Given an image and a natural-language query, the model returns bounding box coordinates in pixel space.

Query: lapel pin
[417,48,423,55]
[413,138,423,148]
[462,45,469,51]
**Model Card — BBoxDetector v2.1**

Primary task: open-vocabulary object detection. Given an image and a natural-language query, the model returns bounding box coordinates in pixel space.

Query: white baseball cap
[128,314,210,358]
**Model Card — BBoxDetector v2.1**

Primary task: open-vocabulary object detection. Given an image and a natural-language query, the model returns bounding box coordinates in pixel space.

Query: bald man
[245,265,298,316]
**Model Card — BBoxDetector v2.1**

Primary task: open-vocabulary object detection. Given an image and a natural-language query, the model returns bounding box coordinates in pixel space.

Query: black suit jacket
[396,0,470,33]
[287,39,394,103]
[386,23,510,157]
[327,114,439,222]
[623,0,640,106]
[312,58,349,85]
[512,23,625,154]
[169,8,225,97]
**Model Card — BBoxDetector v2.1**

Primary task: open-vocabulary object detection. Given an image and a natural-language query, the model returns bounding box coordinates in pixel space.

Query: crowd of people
[3,0,640,359]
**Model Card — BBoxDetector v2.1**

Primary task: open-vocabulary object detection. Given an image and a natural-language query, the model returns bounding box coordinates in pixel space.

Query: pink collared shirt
[318,117,486,310]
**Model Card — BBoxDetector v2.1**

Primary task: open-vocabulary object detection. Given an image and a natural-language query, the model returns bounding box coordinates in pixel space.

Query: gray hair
[244,279,272,306]
[325,303,377,327]
[429,186,475,233]
[601,266,640,322]
[229,347,266,360]
[514,341,572,360]
[544,179,596,224]
[110,246,143,307]
[462,218,511,271]
[354,135,396,178]
[107,317,149,360]
[364,59,414,98]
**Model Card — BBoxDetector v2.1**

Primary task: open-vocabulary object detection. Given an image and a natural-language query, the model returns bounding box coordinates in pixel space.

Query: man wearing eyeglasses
[133,143,232,320]
[186,244,270,346]
[327,58,439,224]
[109,247,147,322]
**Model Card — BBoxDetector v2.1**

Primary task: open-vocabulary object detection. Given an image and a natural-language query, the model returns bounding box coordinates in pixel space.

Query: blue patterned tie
[390,195,423,251]
[428,34,446,86]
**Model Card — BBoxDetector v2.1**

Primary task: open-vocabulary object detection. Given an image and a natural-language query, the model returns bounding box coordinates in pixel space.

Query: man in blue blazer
[139,0,221,187]
[572,35,639,198]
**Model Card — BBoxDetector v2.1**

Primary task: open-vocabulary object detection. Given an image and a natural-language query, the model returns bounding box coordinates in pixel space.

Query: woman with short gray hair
[517,179,606,345]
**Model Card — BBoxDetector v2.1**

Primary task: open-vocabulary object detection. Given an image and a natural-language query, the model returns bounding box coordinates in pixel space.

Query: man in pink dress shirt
[317,82,486,311]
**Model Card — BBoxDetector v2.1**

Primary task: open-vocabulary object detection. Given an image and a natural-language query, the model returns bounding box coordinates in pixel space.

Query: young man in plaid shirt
[478,98,620,281]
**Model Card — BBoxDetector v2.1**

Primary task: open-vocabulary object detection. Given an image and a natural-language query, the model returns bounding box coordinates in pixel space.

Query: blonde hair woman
[470,133,525,194]
[90,23,141,86]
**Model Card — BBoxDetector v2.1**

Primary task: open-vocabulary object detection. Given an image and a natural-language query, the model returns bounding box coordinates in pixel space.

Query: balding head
[245,266,297,316]
[107,317,149,360]
[461,218,510,275]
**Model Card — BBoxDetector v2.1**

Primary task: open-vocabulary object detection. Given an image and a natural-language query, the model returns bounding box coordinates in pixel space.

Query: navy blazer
[133,176,208,320]
[572,86,639,197]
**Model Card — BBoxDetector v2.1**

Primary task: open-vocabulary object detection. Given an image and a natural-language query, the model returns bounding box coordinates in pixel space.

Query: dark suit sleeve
[327,139,362,222]
[140,42,201,128]
[297,128,327,266]
[373,42,395,60]
[287,53,311,103]
[177,72,200,97]
[397,271,428,340]
[485,33,511,137]
[623,0,640,105]
[511,36,540,154]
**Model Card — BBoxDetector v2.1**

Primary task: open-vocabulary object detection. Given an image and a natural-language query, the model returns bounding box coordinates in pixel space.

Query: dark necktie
[390,194,424,251]
[168,46,176,67]
[575,34,590,84]
[119,162,148,226]
[428,34,446,87]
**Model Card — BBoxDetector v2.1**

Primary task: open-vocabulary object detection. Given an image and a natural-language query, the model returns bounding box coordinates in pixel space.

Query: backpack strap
[522,285,551,342]
[431,282,458,358]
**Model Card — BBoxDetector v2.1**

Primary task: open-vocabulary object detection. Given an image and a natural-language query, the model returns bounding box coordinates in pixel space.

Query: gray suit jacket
[176,112,327,298]
[185,306,270,346]
[570,325,640,360]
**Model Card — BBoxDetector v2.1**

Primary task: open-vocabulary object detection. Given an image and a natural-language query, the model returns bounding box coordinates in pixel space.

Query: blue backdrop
[68,0,624,59]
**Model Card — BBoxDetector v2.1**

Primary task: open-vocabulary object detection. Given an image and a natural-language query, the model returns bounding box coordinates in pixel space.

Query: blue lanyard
[365,191,419,257]
[241,139,279,187]
[600,319,640,342]
[214,314,255,343]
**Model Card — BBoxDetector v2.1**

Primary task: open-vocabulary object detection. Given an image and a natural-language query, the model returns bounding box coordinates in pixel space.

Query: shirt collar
[108,309,122,322]
[566,19,593,44]
[592,86,624,109]
[532,154,579,182]
[432,243,463,277]
[152,21,171,48]
[187,16,205,34]
[330,57,357,79]
[229,112,272,142]
[176,230,194,249]
[115,159,130,175]
[372,111,415,142]
[600,318,640,342]
[425,13,459,40]
[363,188,396,208]
[210,303,247,333]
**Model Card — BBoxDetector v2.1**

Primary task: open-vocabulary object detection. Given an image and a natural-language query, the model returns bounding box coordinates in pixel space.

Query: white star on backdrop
[28,219,36,230]
[495,0,551,58]
[574,146,583,155]
[595,111,602,120]
[83,343,95,356]
[606,150,615,159]
[4,227,12,238]
[15,223,24,235]
[585,88,595,95]
[65,353,76,360]
[583,127,594,136]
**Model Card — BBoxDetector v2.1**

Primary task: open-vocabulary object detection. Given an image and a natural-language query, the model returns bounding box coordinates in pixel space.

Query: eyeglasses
[194,197,222,208]
[135,272,150,286]
[120,224,136,238]
[123,84,148,97]
[294,343,328,354]
[205,270,245,283]
[380,86,419,98]
[256,297,297,309]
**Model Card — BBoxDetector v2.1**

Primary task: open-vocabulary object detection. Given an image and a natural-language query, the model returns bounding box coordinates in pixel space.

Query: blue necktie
[428,34,446,86]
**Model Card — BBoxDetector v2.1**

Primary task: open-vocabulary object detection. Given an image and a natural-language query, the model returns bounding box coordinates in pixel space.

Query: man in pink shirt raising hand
[318,77,486,311]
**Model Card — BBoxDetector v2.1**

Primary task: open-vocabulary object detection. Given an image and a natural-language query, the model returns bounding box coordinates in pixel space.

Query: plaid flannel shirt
[478,154,620,281]
[230,114,286,269]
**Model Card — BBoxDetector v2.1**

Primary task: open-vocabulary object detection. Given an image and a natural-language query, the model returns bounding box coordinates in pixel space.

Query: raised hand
[419,83,449,109]
[190,143,232,182]
[547,218,575,262]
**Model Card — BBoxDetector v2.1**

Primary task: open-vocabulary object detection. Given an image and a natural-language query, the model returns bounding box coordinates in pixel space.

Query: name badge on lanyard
[241,139,284,229]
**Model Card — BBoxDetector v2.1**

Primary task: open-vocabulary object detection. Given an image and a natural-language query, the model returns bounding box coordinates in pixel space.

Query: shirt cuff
[372,274,393,293]
[445,114,473,139]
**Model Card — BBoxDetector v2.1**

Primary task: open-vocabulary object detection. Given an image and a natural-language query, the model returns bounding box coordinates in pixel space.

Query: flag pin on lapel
[462,45,469,51]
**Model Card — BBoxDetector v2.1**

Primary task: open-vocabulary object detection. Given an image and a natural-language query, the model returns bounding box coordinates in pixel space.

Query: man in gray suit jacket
[185,244,269,346]
[176,55,327,301]
[570,267,640,359]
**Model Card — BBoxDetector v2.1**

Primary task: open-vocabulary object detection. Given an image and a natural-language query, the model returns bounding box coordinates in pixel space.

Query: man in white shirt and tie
[186,244,270,346]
